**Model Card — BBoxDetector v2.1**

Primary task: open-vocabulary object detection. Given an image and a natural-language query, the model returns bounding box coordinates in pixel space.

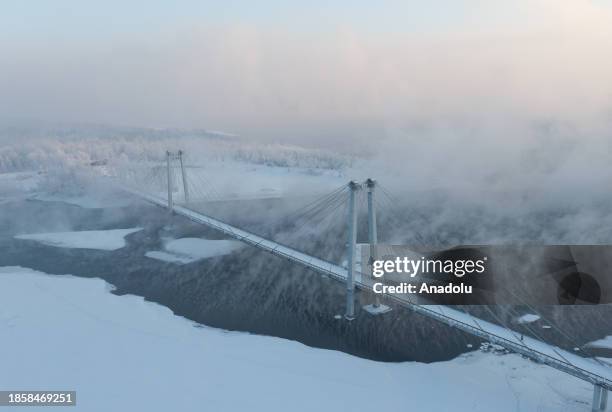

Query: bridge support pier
[345,181,360,321]
[363,178,391,316]
[178,150,189,203]
[166,151,173,211]
[593,385,608,412]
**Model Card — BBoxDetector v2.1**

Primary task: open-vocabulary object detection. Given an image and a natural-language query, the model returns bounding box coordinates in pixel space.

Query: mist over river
[2,195,612,362]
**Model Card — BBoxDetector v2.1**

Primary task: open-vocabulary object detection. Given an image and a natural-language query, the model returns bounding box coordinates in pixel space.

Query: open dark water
[2,196,611,362]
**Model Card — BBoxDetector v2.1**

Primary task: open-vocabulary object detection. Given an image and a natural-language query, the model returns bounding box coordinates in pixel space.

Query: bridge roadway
[124,186,612,391]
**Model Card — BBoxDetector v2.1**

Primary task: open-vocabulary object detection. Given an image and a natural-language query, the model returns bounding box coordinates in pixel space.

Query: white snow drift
[32,192,136,209]
[15,228,142,251]
[146,237,243,264]
[0,266,596,412]
[587,336,612,350]
[516,314,541,324]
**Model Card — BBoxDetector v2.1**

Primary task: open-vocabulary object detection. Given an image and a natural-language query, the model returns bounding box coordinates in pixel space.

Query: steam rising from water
[2,0,612,245]
[2,126,612,247]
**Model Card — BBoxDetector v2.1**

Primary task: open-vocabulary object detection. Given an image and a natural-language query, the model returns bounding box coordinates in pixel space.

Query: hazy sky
[1,0,611,147]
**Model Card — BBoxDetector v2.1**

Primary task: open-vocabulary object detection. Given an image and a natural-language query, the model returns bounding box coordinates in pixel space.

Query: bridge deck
[125,187,612,390]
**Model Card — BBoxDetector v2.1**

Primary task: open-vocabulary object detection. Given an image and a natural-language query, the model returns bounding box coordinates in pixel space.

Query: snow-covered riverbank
[0,267,594,411]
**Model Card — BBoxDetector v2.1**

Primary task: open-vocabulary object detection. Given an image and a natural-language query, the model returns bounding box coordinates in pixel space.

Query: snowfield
[15,228,142,251]
[145,237,244,264]
[0,267,596,412]
[516,314,541,324]
[587,336,612,350]
[0,171,42,203]
[31,192,136,209]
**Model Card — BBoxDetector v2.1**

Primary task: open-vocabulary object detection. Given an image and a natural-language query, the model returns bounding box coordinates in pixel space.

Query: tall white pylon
[166,150,189,210]
[363,178,391,315]
[345,180,361,321]
[366,178,379,308]
[592,385,608,412]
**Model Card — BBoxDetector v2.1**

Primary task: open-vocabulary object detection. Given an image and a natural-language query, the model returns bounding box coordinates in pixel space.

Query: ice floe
[15,228,142,250]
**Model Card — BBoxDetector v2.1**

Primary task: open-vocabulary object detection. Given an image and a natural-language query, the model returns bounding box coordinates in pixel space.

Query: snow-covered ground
[0,171,41,192]
[0,168,136,209]
[146,237,243,264]
[0,155,347,209]
[516,314,541,324]
[587,336,612,350]
[31,192,136,209]
[15,228,142,251]
[0,267,596,412]
[0,171,43,203]
[185,160,345,199]
[132,160,347,204]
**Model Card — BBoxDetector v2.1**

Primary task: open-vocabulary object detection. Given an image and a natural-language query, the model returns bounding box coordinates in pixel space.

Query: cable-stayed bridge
[113,150,612,411]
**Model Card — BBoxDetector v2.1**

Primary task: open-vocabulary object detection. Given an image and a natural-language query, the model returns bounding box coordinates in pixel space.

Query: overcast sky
[1,0,611,147]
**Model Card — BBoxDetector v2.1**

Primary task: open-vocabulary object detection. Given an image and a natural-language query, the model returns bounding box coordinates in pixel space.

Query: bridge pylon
[363,178,391,315]
[165,150,189,211]
[345,180,361,321]
[593,384,608,412]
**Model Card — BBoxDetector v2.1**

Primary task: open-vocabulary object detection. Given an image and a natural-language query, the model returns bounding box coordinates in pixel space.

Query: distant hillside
[0,123,352,173]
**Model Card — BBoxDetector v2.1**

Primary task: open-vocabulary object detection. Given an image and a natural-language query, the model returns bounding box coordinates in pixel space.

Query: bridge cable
[280,185,348,224]
[285,189,348,241]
